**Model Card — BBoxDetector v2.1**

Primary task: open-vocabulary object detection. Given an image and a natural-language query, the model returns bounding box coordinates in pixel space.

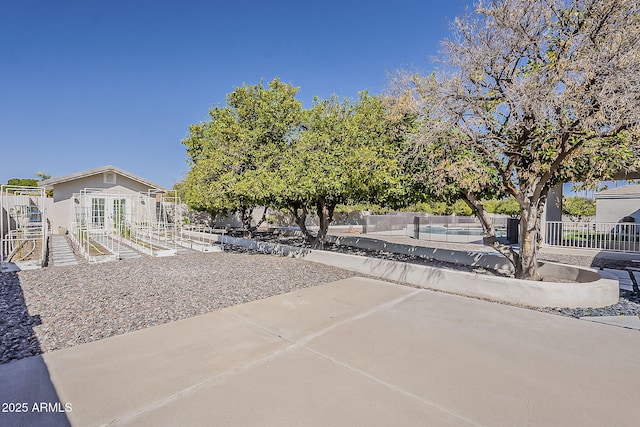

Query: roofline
[595,194,640,200]
[595,184,640,199]
[39,165,167,191]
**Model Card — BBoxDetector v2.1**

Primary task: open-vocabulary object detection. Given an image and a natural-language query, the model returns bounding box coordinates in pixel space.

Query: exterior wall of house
[49,173,161,233]
[595,198,640,223]
[48,197,71,233]
[51,173,156,202]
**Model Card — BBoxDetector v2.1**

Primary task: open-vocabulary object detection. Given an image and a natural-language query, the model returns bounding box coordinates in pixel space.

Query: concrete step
[50,235,78,267]
[176,245,196,255]
[115,242,143,260]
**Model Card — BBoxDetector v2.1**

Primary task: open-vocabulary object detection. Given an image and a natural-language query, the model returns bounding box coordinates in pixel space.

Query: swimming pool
[419,226,506,237]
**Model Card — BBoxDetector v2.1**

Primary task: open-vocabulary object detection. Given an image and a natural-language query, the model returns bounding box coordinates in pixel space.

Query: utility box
[506,218,519,244]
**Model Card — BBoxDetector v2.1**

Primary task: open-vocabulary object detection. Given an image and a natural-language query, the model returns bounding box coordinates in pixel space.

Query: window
[113,199,126,224]
[92,198,105,226]
[103,172,116,184]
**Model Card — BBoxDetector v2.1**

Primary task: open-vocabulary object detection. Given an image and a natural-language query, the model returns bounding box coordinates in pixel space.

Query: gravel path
[1,250,361,365]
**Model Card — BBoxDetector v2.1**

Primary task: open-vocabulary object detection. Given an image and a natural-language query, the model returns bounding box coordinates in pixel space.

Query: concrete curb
[211,234,619,308]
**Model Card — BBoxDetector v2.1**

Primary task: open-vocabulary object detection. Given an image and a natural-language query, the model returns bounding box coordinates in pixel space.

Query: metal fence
[545,221,640,253]
[1,185,48,271]
[363,215,640,253]
[364,213,509,244]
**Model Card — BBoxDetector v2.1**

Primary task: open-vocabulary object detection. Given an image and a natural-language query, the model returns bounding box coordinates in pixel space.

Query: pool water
[419,226,506,237]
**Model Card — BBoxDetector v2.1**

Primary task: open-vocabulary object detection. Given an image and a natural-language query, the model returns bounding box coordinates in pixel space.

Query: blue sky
[0,0,472,188]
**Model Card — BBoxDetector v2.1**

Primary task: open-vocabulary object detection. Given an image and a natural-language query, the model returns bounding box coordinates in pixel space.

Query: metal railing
[68,189,126,263]
[1,185,48,270]
[68,189,188,261]
[545,221,640,253]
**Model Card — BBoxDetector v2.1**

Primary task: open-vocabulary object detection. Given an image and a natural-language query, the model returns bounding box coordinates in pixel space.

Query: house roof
[595,184,640,200]
[39,165,167,191]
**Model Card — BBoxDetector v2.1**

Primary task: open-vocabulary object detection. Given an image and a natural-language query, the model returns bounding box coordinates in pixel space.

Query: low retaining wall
[208,234,619,309]
[328,234,513,273]
[214,234,310,257]
[304,251,619,309]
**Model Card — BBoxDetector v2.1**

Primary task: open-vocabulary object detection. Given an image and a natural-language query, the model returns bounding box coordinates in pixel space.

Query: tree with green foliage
[279,92,410,248]
[7,178,38,187]
[181,78,303,235]
[482,197,520,217]
[35,172,51,181]
[5,173,53,195]
[393,0,640,279]
[182,80,412,247]
[562,196,596,221]
[425,201,451,215]
[406,200,472,215]
[452,200,473,216]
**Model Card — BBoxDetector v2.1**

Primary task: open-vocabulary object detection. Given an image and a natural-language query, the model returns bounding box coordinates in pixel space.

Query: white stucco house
[39,165,167,233]
[595,184,640,223]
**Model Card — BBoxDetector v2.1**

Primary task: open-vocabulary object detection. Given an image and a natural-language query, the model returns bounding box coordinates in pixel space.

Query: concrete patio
[1,276,639,426]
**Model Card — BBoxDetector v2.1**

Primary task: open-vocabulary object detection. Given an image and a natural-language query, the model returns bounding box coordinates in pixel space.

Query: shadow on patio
[0,270,71,426]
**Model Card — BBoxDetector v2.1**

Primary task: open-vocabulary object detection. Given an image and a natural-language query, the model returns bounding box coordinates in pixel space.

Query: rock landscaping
[2,235,639,366]
[0,249,359,365]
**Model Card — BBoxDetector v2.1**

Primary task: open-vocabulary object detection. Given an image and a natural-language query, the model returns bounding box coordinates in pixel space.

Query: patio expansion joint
[225,288,477,426]
[101,319,297,426]
[104,288,436,426]
[290,340,478,426]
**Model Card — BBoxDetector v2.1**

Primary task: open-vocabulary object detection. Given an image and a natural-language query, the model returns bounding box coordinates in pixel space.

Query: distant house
[595,184,640,223]
[40,165,166,233]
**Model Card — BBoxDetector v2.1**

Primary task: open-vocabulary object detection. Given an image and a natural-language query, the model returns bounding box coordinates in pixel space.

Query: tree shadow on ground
[0,271,71,426]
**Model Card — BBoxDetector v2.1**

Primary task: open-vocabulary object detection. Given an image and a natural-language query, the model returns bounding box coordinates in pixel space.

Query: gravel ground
[0,249,361,365]
[2,235,639,365]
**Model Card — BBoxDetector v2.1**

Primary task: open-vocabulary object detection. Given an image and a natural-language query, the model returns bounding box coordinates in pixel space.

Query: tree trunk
[289,200,334,249]
[290,205,315,244]
[237,206,269,237]
[253,206,268,231]
[462,193,521,276]
[313,198,335,250]
[517,206,542,281]
[240,207,254,237]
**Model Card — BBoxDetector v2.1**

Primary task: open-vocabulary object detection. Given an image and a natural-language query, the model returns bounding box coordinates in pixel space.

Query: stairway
[51,235,79,267]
